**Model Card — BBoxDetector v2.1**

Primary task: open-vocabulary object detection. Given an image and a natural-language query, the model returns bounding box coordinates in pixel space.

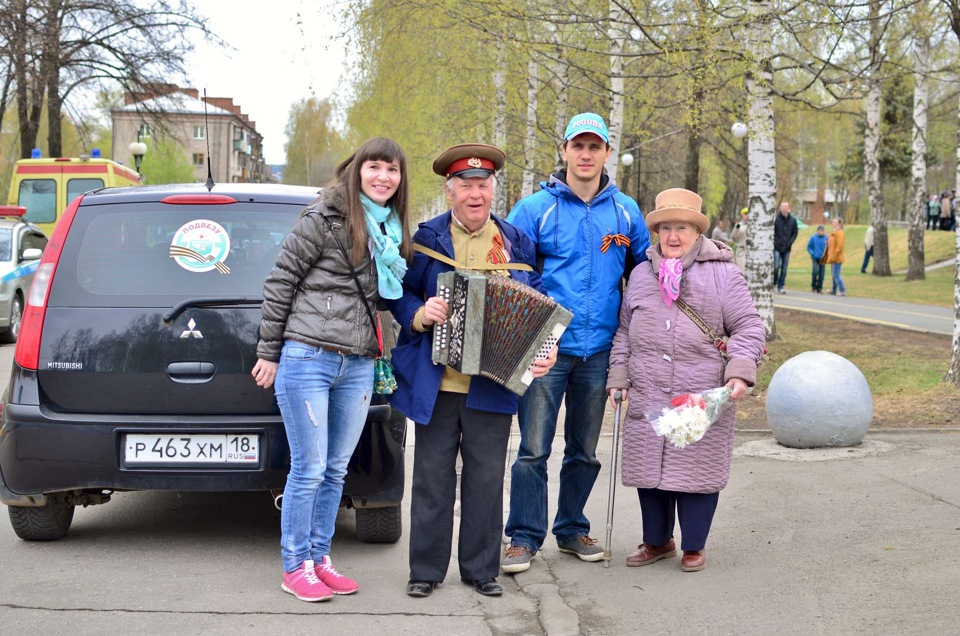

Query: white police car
[0,206,46,343]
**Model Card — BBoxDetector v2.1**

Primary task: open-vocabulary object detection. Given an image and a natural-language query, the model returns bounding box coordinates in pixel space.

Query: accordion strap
[414,244,533,271]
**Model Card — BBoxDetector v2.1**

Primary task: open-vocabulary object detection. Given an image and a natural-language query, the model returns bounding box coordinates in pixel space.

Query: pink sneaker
[315,555,359,595]
[281,560,333,602]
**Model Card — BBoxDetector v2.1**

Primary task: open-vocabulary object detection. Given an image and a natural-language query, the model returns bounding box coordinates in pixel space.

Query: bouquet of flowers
[646,386,733,449]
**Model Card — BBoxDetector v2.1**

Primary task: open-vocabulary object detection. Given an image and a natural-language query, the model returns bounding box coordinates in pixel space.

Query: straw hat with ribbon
[644,188,709,235]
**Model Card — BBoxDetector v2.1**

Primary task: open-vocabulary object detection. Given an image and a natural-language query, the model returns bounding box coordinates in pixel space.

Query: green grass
[782,225,958,307]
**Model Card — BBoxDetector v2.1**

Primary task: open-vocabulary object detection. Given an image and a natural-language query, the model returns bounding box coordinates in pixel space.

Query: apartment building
[111,85,267,183]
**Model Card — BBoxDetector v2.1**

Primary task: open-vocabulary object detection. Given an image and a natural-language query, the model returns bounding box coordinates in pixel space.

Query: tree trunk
[549,22,567,172]
[947,93,960,385]
[44,0,64,158]
[744,0,777,340]
[906,35,929,281]
[521,56,539,199]
[684,89,703,192]
[865,0,891,276]
[604,1,625,178]
[493,37,508,218]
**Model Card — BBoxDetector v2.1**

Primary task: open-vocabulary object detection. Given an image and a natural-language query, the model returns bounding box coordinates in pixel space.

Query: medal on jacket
[600,233,630,253]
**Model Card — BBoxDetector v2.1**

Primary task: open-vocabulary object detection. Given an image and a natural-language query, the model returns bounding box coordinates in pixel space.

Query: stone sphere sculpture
[765,350,873,448]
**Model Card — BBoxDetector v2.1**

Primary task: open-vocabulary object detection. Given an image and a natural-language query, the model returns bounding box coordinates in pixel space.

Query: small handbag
[319,214,397,395]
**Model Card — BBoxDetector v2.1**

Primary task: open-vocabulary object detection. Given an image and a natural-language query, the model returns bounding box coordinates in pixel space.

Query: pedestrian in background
[730,208,748,270]
[711,217,732,245]
[825,217,846,296]
[606,187,766,573]
[253,137,414,602]
[940,191,953,231]
[807,224,827,293]
[861,224,875,274]
[926,194,941,230]
[773,201,798,294]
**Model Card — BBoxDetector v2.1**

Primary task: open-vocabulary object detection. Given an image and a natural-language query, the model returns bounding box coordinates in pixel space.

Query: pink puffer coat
[607,237,766,493]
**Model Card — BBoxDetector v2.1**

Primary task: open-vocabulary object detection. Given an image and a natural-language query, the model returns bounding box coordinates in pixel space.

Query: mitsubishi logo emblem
[180,318,203,339]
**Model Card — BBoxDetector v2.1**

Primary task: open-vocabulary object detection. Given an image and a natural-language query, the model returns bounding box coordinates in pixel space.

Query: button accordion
[432,270,573,395]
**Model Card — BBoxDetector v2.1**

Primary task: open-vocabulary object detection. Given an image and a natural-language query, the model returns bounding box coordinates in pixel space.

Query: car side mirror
[21,248,43,261]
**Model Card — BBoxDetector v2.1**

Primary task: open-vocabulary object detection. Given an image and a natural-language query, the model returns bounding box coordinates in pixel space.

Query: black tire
[0,293,23,344]
[8,500,75,541]
[355,505,402,543]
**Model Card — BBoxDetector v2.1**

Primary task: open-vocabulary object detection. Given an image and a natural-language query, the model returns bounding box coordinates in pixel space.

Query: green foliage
[283,97,345,187]
[143,136,196,185]
[699,145,727,220]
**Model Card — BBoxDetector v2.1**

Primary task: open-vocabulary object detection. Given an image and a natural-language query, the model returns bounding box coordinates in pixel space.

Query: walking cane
[603,390,623,568]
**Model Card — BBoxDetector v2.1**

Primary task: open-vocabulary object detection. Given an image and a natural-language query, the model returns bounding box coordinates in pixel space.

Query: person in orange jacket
[824,218,846,296]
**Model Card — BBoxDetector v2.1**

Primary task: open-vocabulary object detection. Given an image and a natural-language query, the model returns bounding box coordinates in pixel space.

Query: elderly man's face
[447,175,494,232]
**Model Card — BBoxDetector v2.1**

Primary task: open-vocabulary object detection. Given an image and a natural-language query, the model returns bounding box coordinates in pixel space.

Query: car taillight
[14,196,82,370]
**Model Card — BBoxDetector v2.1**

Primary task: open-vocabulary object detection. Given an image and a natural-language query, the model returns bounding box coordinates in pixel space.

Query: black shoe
[461,577,503,596]
[406,580,438,597]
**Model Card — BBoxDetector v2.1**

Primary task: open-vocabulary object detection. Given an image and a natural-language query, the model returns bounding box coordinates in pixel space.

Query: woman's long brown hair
[333,137,413,267]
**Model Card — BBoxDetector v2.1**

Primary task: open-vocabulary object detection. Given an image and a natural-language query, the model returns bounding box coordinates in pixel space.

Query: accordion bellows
[432,270,573,396]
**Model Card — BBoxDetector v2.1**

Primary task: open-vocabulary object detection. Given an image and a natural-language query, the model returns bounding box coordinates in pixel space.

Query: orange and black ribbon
[487,233,509,264]
[600,233,631,253]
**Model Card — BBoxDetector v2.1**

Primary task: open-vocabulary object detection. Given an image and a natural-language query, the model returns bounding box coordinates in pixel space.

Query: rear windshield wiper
[163,297,263,324]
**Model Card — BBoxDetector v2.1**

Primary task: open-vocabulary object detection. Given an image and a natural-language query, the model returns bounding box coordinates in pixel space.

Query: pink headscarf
[658,258,683,307]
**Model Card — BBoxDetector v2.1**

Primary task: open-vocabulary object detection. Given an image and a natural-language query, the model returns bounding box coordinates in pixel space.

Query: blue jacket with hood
[384,211,543,425]
[507,172,650,358]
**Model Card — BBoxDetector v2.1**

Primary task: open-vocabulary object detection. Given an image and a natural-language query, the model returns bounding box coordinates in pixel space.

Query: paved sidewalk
[773,290,954,336]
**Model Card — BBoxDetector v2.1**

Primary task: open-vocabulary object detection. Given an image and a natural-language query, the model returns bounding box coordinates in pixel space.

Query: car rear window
[49,201,301,307]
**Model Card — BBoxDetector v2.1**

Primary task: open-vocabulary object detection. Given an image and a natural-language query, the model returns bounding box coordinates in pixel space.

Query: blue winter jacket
[807,233,828,261]
[507,173,650,358]
[384,212,543,425]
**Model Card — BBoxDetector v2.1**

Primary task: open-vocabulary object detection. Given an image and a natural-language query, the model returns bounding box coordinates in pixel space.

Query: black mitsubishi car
[0,183,406,542]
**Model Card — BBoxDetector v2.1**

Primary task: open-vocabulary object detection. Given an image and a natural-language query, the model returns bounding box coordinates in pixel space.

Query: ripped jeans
[275,341,373,572]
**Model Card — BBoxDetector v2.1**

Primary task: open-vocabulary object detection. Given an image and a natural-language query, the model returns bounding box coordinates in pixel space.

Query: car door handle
[166,362,216,383]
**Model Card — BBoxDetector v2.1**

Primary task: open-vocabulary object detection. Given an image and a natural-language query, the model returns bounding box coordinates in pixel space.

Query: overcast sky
[185,0,346,165]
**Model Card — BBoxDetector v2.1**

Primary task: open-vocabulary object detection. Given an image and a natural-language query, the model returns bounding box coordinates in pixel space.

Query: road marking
[775,304,951,336]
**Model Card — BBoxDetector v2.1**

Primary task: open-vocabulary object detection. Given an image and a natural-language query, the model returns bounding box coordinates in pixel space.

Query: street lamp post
[620,150,640,202]
[129,135,148,181]
[619,127,686,206]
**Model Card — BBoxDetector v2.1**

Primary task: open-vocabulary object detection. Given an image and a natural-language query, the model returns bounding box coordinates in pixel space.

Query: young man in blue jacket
[502,113,651,572]
[386,143,556,598]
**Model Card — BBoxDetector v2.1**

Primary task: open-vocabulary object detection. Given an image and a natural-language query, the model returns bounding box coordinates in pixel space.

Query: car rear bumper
[0,402,405,502]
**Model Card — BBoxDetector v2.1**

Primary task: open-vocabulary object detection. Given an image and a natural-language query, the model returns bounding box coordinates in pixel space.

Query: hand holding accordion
[431,270,572,396]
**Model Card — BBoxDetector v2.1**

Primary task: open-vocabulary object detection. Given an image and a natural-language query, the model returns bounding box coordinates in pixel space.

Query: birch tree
[604,0,626,177]
[520,57,540,199]
[864,0,892,276]
[906,33,930,281]
[743,0,778,339]
[940,0,960,385]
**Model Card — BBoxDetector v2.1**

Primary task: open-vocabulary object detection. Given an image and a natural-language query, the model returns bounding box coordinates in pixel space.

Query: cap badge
[467,157,483,168]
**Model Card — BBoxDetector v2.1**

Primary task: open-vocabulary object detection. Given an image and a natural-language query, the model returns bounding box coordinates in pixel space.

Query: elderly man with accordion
[386,143,560,599]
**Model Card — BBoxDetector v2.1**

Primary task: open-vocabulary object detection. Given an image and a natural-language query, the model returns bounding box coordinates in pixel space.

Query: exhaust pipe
[271,490,283,510]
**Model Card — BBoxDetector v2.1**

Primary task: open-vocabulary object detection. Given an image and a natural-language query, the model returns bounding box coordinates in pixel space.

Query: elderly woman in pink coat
[606,188,765,572]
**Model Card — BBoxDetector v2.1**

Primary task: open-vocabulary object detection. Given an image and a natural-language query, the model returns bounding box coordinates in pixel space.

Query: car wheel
[0,293,23,344]
[355,505,402,543]
[8,500,75,541]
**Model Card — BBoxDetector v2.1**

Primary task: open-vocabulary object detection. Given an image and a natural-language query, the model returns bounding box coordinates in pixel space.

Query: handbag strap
[652,268,727,361]
[317,213,382,356]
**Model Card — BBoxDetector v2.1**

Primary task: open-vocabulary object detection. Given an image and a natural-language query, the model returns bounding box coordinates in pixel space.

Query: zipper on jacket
[583,200,593,360]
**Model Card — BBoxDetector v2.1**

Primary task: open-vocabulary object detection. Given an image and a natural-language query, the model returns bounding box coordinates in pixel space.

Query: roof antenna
[203,88,214,191]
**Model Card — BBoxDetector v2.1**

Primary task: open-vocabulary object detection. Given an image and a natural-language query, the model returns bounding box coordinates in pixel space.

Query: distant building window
[193,126,205,140]
[137,124,151,138]
[192,153,205,167]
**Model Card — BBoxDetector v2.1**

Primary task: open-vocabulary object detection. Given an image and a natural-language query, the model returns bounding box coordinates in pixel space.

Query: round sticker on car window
[169,219,231,274]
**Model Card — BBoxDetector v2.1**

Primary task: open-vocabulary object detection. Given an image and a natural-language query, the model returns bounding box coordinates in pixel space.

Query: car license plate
[124,434,259,464]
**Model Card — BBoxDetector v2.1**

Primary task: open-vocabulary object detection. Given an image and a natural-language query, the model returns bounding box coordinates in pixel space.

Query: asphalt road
[773,289,954,336]
[2,319,959,634]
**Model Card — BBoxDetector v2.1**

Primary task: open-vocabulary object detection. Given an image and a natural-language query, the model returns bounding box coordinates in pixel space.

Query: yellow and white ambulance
[6,150,143,237]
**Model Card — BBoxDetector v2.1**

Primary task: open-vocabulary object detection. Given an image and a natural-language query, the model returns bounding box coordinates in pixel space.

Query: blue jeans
[810,258,825,292]
[861,247,873,273]
[275,341,373,572]
[506,350,609,552]
[773,249,790,290]
[831,263,846,294]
